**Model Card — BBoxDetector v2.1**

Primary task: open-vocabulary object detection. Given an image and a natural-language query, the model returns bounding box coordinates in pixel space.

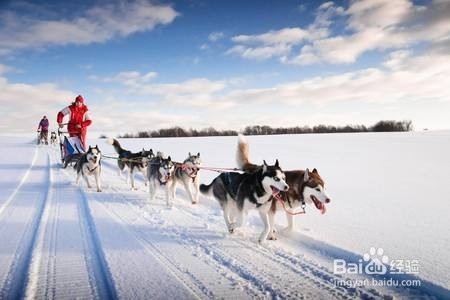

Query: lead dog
[75,145,102,192]
[148,152,176,208]
[236,135,331,238]
[200,159,289,243]
[107,138,154,190]
[172,152,202,204]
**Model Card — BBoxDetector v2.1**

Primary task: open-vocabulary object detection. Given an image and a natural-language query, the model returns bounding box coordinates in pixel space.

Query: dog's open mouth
[271,186,280,194]
[311,195,326,214]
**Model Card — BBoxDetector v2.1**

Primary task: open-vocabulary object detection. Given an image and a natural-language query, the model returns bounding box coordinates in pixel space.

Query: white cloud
[0,0,179,55]
[226,44,293,60]
[0,76,75,133]
[227,50,450,108]
[228,0,450,65]
[231,27,309,45]
[91,71,158,87]
[0,64,12,75]
[208,31,225,42]
[226,3,341,62]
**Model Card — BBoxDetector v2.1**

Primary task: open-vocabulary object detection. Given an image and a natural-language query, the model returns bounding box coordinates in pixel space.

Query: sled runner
[58,129,85,168]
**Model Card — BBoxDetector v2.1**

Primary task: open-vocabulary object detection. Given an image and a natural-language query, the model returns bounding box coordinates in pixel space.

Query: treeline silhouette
[107,120,413,139]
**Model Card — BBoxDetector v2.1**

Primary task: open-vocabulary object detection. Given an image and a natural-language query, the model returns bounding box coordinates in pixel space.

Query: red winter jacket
[57,103,92,147]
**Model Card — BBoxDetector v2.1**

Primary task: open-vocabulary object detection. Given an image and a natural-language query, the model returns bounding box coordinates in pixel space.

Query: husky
[236,134,331,238]
[107,138,154,189]
[75,145,102,192]
[50,131,57,145]
[200,159,289,243]
[172,152,202,204]
[148,153,176,208]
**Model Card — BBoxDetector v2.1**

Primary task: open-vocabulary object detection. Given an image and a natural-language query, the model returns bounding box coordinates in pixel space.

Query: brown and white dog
[236,135,331,239]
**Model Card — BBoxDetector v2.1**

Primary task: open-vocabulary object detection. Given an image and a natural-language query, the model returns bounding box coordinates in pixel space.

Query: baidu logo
[333,246,419,276]
[363,247,389,275]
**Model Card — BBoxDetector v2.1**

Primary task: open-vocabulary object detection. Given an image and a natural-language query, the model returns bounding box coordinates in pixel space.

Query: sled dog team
[75,135,331,243]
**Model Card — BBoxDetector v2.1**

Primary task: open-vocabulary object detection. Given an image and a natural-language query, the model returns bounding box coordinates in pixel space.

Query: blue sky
[1,0,450,136]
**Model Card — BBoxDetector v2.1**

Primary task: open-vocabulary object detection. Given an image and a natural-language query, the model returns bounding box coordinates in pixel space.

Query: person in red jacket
[57,95,92,148]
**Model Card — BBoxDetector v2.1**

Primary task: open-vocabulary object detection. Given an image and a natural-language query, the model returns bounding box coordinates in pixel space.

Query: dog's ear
[312,168,318,174]
[275,159,279,168]
[88,146,92,150]
[304,168,310,182]
[262,160,267,173]
[189,152,191,156]
[168,156,171,161]
[197,152,200,157]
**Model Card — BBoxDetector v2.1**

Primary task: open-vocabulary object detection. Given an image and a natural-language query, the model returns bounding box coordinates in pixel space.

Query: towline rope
[272,191,306,215]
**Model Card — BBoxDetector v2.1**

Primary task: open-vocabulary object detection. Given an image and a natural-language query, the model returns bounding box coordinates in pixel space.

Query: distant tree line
[105,120,413,139]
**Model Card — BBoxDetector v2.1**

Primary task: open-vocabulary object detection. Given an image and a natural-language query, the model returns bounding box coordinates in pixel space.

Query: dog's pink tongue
[321,205,326,215]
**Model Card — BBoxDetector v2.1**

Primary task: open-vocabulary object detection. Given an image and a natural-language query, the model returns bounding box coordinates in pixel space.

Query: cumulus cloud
[0,0,179,55]
[226,2,342,61]
[228,0,450,65]
[0,76,75,133]
[91,71,158,87]
[227,49,450,109]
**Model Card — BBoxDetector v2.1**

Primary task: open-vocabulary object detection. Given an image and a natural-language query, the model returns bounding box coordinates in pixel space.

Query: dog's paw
[97,188,102,192]
[267,231,278,240]
[229,222,239,232]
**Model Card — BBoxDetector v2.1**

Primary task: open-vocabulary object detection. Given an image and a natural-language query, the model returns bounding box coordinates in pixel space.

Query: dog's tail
[236,134,260,172]
[106,138,123,154]
[199,182,213,196]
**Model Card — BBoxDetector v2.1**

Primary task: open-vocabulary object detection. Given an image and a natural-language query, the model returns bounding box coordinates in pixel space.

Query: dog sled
[58,128,85,168]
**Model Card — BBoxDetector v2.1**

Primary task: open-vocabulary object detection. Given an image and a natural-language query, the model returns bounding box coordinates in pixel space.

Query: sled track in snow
[134,198,381,300]
[86,187,215,299]
[0,146,38,217]
[0,150,51,299]
[55,151,118,299]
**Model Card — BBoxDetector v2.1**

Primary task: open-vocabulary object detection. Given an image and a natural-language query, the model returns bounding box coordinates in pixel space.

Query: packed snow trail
[0,148,49,299]
[0,138,448,299]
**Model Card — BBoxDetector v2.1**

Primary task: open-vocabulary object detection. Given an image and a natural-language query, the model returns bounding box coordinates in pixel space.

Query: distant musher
[37,115,49,145]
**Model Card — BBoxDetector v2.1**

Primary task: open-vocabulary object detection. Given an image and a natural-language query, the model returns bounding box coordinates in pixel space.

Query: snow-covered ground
[0,132,448,299]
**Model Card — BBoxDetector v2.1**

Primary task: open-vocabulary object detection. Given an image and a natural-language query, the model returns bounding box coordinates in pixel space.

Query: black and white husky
[200,160,289,243]
[148,153,176,208]
[237,134,331,237]
[107,138,154,189]
[75,145,102,192]
[50,131,57,146]
[172,152,201,204]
